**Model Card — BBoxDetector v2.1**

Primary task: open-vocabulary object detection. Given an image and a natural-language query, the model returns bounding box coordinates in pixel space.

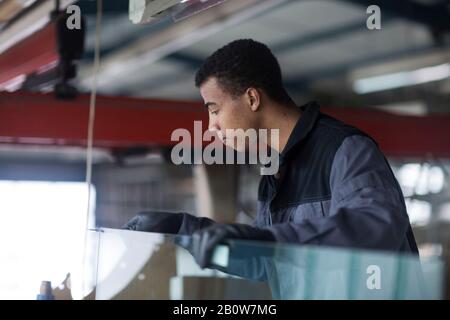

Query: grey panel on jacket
[265,135,416,253]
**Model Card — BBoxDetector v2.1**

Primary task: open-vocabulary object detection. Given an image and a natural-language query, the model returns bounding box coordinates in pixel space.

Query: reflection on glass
[89,229,444,300]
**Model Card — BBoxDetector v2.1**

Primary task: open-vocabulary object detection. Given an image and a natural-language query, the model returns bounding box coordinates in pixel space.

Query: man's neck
[263,102,301,154]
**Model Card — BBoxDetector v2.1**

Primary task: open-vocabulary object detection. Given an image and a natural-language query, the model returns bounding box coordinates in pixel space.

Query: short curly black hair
[195,39,292,104]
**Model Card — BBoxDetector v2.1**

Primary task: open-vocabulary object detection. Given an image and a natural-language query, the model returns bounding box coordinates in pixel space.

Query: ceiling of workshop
[2,0,450,113]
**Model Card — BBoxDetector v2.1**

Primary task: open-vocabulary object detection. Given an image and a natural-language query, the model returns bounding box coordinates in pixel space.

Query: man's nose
[208,116,220,132]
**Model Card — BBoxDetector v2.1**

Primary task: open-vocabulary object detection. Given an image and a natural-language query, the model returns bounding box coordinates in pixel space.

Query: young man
[125,39,418,268]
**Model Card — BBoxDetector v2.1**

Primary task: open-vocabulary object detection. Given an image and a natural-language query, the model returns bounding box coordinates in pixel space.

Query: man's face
[200,77,260,151]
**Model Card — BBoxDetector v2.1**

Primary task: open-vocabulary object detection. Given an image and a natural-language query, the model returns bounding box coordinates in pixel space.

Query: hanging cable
[82,0,102,299]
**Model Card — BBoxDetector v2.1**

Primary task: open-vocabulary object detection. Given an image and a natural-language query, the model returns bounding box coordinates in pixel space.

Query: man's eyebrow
[204,102,217,109]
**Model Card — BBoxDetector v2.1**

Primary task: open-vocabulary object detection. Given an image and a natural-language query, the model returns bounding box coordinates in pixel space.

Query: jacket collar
[279,101,321,165]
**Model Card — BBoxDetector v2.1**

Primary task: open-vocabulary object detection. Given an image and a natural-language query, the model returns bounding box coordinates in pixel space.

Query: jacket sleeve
[265,135,411,251]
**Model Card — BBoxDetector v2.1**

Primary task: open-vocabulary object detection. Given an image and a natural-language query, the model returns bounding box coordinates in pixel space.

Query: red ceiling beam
[324,107,450,158]
[0,22,58,86]
[0,91,207,148]
[0,91,449,157]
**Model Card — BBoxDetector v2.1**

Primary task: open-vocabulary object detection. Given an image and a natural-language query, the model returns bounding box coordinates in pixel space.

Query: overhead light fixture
[372,101,427,116]
[353,63,450,94]
[129,0,227,24]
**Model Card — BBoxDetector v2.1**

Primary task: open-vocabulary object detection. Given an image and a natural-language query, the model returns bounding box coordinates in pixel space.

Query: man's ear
[246,87,261,112]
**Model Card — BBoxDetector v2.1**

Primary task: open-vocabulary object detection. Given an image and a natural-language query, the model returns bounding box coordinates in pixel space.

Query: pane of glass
[90,228,444,300]
[93,228,271,300]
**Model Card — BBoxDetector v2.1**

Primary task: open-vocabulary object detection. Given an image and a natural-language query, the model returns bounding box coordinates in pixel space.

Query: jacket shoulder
[315,113,370,144]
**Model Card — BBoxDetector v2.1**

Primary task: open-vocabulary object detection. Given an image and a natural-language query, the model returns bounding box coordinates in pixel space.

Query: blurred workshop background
[0,0,449,299]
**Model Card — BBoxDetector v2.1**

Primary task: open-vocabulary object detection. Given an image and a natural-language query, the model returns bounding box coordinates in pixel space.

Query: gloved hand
[185,223,275,269]
[123,211,184,234]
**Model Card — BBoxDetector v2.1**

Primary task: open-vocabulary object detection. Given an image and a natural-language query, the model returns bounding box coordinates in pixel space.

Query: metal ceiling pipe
[0,0,75,54]
[0,0,40,24]
[78,0,291,92]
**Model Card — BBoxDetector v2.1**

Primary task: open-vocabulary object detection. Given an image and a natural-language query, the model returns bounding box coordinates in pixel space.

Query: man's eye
[210,110,219,115]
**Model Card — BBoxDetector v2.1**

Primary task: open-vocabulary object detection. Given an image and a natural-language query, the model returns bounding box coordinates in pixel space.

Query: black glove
[186,223,275,269]
[123,211,184,234]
